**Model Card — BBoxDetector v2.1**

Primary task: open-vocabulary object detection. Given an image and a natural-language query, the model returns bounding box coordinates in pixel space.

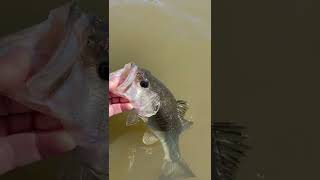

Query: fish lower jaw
[133,100,160,117]
[136,110,157,118]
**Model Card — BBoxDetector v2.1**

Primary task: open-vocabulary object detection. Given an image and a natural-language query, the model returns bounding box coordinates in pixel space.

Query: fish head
[110,62,161,118]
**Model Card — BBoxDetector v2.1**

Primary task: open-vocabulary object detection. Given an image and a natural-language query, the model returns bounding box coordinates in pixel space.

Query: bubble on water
[140,146,153,155]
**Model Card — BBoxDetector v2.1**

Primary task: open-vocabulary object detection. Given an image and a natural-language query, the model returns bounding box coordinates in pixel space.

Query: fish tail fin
[213,122,249,179]
[159,158,195,180]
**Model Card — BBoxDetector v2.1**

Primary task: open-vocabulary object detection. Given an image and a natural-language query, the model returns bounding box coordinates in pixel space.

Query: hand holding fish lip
[0,48,76,175]
[110,62,161,118]
[109,76,133,117]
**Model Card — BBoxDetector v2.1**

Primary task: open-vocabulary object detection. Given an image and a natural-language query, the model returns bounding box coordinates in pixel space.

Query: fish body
[56,3,109,180]
[110,63,194,180]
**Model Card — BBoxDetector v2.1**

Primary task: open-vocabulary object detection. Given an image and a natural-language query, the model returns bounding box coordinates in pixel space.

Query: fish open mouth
[110,63,161,118]
[114,62,138,94]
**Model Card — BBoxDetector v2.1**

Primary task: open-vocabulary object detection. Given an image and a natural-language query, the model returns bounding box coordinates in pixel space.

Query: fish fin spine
[176,100,189,117]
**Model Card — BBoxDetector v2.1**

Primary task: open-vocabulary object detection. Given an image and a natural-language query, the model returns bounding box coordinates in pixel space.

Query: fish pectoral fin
[142,131,159,145]
[126,110,140,126]
[139,116,149,123]
[176,100,189,117]
[182,118,194,131]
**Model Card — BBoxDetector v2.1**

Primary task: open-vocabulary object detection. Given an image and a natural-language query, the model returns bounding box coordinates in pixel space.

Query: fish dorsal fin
[213,122,249,180]
[176,100,189,118]
[142,131,159,145]
[182,119,193,131]
[126,110,140,126]
[177,100,193,131]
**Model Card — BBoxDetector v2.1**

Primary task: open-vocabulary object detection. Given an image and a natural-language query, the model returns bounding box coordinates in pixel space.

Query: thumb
[0,48,32,92]
[109,77,120,91]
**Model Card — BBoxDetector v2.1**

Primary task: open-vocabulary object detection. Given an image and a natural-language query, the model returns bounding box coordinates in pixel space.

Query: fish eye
[97,61,108,80]
[140,80,149,88]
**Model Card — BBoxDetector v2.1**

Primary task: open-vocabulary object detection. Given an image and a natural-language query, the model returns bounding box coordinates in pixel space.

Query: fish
[110,63,195,180]
[0,2,108,180]
[212,122,249,180]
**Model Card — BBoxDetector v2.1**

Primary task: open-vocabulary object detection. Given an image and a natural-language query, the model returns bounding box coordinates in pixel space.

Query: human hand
[0,48,76,175]
[109,77,133,117]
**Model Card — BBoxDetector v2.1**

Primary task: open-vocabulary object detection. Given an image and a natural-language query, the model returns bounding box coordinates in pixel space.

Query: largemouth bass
[0,2,108,180]
[110,63,195,180]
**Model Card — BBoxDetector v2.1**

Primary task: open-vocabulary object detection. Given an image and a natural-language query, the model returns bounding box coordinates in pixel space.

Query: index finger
[0,131,75,175]
[0,47,32,92]
[109,76,120,90]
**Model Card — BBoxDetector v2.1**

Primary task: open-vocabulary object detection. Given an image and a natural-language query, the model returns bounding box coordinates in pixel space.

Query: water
[109,0,211,179]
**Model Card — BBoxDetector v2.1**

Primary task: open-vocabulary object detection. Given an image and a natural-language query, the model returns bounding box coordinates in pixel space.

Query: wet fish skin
[140,68,194,180]
[63,3,109,180]
[48,3,110,180]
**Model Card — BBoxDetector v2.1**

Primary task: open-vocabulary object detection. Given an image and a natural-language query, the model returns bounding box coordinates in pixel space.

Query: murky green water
[109,0,211,180]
